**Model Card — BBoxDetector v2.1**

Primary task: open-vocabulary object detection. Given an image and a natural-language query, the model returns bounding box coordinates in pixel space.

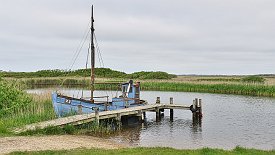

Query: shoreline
[0,135,125,154]
[1,135,274,155]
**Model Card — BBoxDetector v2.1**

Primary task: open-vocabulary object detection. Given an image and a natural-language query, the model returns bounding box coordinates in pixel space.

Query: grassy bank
[0,78,121,136]
[0,78,58,136]
[9,147,275,155]
[1,68,176,79]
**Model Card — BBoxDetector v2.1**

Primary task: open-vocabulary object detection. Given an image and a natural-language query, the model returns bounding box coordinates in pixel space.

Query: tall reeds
[11,77,275,97]
[0,79,55,135]
[141,82,275,97]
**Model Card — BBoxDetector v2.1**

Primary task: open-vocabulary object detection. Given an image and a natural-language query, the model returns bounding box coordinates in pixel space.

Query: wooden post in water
[156,97,161,121]
[138,110,144,122]
[198,99,203,117]
[192,99,197,118]
[156,97,160,104]
[170,97,174,121]
[77,105,82,114]
[156,107,160,121]
[192,98,203,121]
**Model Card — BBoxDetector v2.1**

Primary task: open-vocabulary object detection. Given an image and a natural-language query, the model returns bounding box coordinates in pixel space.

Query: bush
[0,79,32,117]
[241,76,265,84]
[127,71,176,79]
[2,68,176,80]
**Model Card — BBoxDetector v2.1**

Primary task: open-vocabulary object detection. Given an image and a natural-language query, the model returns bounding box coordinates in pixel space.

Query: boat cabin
[112,80,141,108]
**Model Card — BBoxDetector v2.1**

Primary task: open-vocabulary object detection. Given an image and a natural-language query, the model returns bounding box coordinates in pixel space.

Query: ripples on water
[27,88,275,150]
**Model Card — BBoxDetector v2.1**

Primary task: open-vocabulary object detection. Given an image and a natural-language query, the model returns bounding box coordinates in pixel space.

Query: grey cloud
[0,0,275,74]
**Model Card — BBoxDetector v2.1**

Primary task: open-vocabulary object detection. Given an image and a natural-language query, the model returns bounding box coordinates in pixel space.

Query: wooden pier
[13,97,202,134]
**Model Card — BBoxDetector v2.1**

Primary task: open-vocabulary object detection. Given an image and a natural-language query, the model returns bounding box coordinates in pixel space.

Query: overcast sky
[0,0,275,75]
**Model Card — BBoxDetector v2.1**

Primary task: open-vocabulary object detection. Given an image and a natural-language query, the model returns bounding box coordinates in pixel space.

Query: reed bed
[141,82,275,97]
[11,77,275,97]
[0,92,56,136]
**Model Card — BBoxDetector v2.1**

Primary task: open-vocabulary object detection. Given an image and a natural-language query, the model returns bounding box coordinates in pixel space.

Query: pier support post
[138,110,144,122]
[94,107,99,125]
[155,97,160,121]
[156,97,160,104]
[192,98,203,122]
[77,105,82,114]
[170,97,174,121]
[192,98,198,118]
[198,99,202,117]
[155,107,160,121]
[116,113,121,128]
[143,112,146,118]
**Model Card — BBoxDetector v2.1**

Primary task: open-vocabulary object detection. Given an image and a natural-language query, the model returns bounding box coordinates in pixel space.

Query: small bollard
[170,97,174,121]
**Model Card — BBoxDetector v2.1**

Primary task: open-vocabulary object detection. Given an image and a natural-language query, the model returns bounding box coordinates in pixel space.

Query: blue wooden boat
[52,6,147,117]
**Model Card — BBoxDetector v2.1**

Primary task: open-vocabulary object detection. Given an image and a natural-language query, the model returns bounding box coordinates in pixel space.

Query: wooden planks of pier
[13,97,202,134]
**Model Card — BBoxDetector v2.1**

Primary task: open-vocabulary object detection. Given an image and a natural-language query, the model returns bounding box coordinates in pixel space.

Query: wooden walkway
[13,103,191,134]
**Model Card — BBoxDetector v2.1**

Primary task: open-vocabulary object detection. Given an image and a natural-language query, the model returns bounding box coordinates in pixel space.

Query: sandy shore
[0,135,125,154]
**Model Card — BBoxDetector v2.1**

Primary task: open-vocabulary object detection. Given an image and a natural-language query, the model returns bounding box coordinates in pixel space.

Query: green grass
[0,78,56,136]
[0,78,121,136]
[0,98,56,136]
[20,120,121,137]
[8,146,275,155]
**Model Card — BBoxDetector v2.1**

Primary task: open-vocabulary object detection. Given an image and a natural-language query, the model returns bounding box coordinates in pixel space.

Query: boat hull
[52,92,146,117]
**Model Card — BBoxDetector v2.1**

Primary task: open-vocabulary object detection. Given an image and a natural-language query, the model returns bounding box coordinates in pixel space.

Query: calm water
[28,88,275,150]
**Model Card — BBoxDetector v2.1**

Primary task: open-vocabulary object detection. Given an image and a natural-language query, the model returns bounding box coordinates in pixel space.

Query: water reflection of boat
[52,6,146,117]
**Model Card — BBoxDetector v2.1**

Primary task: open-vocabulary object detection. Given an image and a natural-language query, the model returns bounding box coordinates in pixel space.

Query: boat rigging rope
[58,22,90,90]
[94,32,104,68]
[94,32,110,99]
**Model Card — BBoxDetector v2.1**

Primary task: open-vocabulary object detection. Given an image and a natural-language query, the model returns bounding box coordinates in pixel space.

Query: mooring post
[192,98,203,121]
[192,99,197,118]
[138,110,144,122]
[198,99,203,117]
[77,105,82,114]
[143,112,146,120]
[155,97,160,121]
[170,97,174,121]
[155,107,160,121]
[156,97,160,104]
[195,98,199,108]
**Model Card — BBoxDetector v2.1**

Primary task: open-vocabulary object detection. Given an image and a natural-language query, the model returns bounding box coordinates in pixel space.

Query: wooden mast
[90,5,95,102]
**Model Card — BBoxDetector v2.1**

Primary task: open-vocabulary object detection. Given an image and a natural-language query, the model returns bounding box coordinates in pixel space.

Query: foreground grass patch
[0,79,56,136]
[9,147,275,155]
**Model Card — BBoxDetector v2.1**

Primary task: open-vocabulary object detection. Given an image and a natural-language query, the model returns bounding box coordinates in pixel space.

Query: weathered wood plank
[13,104,190,133]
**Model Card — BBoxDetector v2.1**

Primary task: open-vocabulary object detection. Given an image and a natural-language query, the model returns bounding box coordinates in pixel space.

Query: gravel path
[0,135,125,154]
